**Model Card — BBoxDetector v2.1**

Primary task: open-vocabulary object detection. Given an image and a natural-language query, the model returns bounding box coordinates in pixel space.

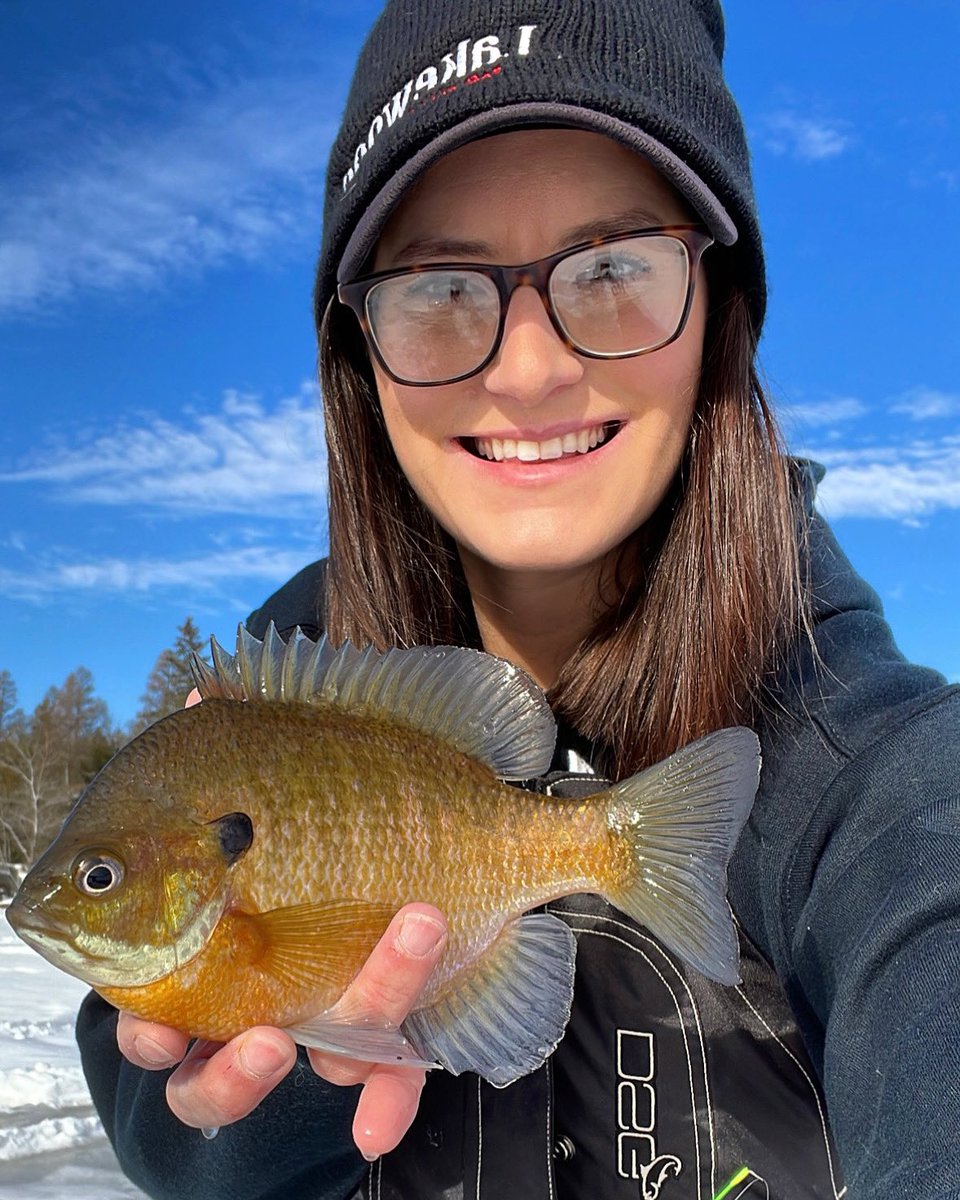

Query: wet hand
[307,902,448,1160]
[115,902,448,1158]
[116,1013,297,1128]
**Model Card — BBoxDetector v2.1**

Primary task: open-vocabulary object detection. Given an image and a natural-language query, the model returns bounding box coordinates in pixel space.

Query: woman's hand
[116,902,448,1160]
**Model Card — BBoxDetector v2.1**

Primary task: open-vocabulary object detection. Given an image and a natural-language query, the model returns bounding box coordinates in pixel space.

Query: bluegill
[7,626,759,1085]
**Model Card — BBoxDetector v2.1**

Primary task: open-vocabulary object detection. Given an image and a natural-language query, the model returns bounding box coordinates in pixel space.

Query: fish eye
[73,853,125,897]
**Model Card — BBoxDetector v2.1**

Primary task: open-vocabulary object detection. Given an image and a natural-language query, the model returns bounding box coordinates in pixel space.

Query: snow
[0,906,147,1198]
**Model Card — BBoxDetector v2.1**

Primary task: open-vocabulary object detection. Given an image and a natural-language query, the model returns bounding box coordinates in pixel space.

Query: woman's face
[370,129,708,583]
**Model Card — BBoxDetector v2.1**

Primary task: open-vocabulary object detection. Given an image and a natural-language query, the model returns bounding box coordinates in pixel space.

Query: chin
[461,534,623,578]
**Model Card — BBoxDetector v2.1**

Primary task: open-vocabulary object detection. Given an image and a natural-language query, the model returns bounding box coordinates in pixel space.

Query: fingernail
[398,912,446,958]
[357,1129,379,1162]
[133,1035,177,1067]
[238,1035,289,1079]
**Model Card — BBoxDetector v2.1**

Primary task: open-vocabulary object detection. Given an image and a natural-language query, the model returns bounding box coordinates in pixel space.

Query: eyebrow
[388,236,493,265]
[556,208,669,247]
[386,207,672,267]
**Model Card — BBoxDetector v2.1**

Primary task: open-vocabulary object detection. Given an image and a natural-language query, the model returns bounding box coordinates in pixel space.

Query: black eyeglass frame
[337,224,715,387]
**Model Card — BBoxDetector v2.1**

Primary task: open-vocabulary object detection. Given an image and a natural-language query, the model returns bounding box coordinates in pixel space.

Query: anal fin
[402,912,577,1088]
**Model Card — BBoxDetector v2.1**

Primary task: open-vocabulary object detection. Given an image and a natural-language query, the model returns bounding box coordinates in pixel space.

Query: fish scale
[120,702,595,1015]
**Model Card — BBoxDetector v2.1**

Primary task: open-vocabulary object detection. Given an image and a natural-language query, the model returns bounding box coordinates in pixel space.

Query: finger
[352,1065,428,1161]
[185,688,201,708]
[165,1027,297,1129]
[335,902,448,1024]
[308,902,447,1085]
[117,1011,190,1070]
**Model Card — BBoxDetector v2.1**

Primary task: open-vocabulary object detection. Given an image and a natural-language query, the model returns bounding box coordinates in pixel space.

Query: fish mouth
[6,895,45,938]
[5,899,174,987]
[5,903,86,974]
[6,890,71,938]
[460,421,623,463]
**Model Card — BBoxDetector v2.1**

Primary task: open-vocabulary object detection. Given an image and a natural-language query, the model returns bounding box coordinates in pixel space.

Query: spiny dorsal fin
[191,623,556,781]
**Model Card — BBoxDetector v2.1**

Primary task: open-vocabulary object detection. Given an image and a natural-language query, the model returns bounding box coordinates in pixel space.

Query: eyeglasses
[338,225,713,387]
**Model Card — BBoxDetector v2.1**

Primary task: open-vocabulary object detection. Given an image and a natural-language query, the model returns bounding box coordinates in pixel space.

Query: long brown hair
[319,263,809,780]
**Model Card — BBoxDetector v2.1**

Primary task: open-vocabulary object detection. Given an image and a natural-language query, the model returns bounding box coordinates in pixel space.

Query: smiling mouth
[462,422,622,463]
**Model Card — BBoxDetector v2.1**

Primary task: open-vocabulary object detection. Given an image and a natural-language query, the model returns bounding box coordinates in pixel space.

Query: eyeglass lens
[364,234,692,385]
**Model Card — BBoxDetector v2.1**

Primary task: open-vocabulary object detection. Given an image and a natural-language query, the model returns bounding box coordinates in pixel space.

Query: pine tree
[0,669,18,733]
[134,617,206,733]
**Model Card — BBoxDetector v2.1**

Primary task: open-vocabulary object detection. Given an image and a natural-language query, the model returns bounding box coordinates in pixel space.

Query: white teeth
[472,424,613,463]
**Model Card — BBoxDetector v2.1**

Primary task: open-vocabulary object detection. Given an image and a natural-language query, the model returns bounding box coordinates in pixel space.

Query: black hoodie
[77,480,960,1199]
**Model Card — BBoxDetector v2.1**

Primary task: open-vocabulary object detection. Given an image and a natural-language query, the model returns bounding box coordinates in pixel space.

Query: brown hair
[319,266,809,781]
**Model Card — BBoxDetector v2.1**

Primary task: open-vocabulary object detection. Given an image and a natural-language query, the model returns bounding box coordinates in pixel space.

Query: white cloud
[781,397,868,427]
[761,112,852,162]
[0,545,313,603]
[0,385,327,515]
[0,50,334,317]
[807,439,960,520]
[890,386,960,421]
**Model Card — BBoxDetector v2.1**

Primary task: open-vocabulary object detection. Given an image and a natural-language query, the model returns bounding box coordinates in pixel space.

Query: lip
[5,903,70,953]
[8,897,49,933]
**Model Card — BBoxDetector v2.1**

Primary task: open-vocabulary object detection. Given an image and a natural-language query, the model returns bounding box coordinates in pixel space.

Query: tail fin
[601,727,760,985]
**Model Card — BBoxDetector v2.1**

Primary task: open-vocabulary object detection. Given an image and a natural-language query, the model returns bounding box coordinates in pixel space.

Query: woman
[77,1,960,1197]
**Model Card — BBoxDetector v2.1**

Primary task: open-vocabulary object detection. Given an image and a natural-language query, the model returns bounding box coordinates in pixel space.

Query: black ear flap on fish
[208,813,254,865]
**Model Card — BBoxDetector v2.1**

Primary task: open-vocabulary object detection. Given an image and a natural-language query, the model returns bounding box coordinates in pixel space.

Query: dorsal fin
[191,623,556,781]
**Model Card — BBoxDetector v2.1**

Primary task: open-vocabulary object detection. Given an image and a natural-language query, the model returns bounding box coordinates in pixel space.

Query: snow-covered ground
[0,906,147,1198]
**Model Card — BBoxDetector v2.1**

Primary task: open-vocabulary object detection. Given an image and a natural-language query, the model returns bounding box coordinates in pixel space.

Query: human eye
[572,249,652,289]
[402,271,479,309]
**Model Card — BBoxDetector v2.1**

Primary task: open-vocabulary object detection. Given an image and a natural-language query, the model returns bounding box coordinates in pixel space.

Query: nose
[482,286,583,406]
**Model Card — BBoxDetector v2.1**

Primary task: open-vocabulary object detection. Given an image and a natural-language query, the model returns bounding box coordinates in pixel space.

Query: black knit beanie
[316,0,765,336]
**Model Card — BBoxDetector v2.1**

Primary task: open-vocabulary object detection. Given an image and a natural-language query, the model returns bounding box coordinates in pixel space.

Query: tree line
[0,617,206,897]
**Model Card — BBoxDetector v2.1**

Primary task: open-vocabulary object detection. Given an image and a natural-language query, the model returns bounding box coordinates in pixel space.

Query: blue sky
[1,0,958,728]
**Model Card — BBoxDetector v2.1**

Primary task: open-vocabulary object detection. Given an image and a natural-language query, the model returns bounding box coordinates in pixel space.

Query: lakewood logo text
[341,24,539,192]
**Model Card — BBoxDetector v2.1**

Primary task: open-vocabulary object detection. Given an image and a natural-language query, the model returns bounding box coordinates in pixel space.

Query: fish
[6,624,760,1087]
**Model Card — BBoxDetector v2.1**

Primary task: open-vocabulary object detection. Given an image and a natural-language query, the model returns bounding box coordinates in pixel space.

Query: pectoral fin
[241,899,396,994]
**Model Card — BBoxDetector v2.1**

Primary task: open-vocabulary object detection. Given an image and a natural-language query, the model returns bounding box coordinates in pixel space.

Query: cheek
[372,371,464,517]
[633,281,707,425]
[373,372,426,472]
[373,368,466,465]
[607,322,704,437]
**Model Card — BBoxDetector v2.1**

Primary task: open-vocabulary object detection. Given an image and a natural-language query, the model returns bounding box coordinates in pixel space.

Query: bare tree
[0,671,27,892]
[0,668,117,885]
[0,713,56,872]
